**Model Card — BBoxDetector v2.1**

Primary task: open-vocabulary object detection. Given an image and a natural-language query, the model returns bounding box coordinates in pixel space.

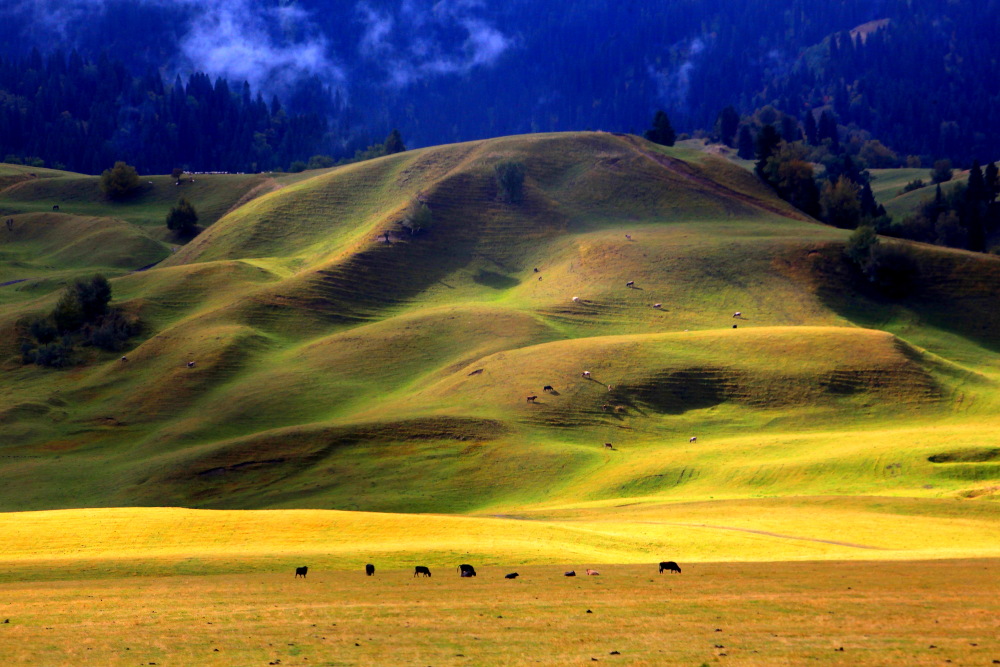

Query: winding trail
[491,514,888,550]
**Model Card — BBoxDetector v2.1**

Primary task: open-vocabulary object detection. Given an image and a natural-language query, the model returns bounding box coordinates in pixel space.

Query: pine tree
[967,161,986,204]
[716,106,739,147]
[737,126,755,159]
[383,129,406,155]
[644,110,676,147]
[817,111,840,152]
[859,181,879,219]
[984,162,999,203]
[803,110,818,145]
[754,125,781,176]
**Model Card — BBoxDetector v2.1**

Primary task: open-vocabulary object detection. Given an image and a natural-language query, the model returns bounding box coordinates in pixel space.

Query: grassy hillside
[0,132,997,531]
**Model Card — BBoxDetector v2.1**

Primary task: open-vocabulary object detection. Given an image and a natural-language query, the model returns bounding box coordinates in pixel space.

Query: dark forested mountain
[0,53,332,174]
[0,0,997,173]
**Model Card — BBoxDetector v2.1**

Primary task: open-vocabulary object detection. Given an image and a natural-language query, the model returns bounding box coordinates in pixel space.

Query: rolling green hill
[1,132,998,530]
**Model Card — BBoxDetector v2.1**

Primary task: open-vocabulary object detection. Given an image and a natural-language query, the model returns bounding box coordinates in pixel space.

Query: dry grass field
[2,559,997,666]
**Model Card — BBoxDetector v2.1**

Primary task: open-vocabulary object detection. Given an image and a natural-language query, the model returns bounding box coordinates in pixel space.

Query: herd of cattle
[294,561,681,578]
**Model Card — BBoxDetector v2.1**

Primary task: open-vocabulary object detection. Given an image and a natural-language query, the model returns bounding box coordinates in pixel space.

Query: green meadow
[0,132,997,663]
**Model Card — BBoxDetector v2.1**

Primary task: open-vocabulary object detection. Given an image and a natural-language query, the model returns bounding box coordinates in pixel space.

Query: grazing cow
[607,384,614,392]
[458,564,476,577]
[659,561,682,574]
[582,371,591,378]
[653,303,662,309]
[365,563,375,576]
[625,234,632,240]
[733,324,738,329]
[526,395,538,403]
[52,205,59,211]
[505,572,519,579]
[572,296,581,302]
[626,281,635,288]
[689,436,697,443]
[586,569,600,576]
[187,361,195,368]
[564,570,576,577]
[601,404,609,412]
[733,312,741,318]
[533,268,539,273]
[414,566,431,577]
[295,566,308,578]
[543,385,554,392]
[604,443,613,449]
[120,356,128,363]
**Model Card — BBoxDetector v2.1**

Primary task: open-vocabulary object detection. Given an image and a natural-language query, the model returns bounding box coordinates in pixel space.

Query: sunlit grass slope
[0,132,998,527]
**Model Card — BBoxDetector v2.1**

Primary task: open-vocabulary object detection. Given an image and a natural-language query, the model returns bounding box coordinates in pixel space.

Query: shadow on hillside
[473,270,521,290]
[799,243,1000,355]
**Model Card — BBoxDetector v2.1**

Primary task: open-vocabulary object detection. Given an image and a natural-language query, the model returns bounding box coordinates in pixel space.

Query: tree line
[0,50,333,174]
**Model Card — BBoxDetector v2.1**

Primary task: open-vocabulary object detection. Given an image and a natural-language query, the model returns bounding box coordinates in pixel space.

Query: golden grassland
[1,559,998,666]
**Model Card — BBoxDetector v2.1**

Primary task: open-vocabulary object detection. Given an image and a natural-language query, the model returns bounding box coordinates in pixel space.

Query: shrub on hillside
[24,340,74,367]
[166,196,199,235]
[20,274,137,366]
[88,309,140,351]
[307,154,335,169]
[99,161,141,199]
[401,198,433,235]
[494,161,526,203]
[902,179,926,193]
[930,159,953,184]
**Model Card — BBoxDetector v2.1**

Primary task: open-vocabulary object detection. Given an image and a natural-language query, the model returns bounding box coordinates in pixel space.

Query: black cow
[459,564,476,577]
[414,566,431,577]
[295,566,308,578]
[365,563,375,576]
[505,572,519,579]
[659,561,682,574]
[564,570,576,577]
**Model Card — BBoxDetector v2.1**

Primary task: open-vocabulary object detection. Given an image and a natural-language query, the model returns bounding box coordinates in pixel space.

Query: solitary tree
[494,161,526,203]
[401,198,432,234]
[166,196,199,235]
[644,110,676,147]
[99,161,141,199]
[384,129,407,155]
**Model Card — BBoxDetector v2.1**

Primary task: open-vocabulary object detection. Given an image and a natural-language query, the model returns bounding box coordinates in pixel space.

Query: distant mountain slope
[0,1,997,168]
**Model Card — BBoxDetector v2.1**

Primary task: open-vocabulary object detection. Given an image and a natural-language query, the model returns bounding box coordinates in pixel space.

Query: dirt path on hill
[491,513,887,550]
[617,133,812,222]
